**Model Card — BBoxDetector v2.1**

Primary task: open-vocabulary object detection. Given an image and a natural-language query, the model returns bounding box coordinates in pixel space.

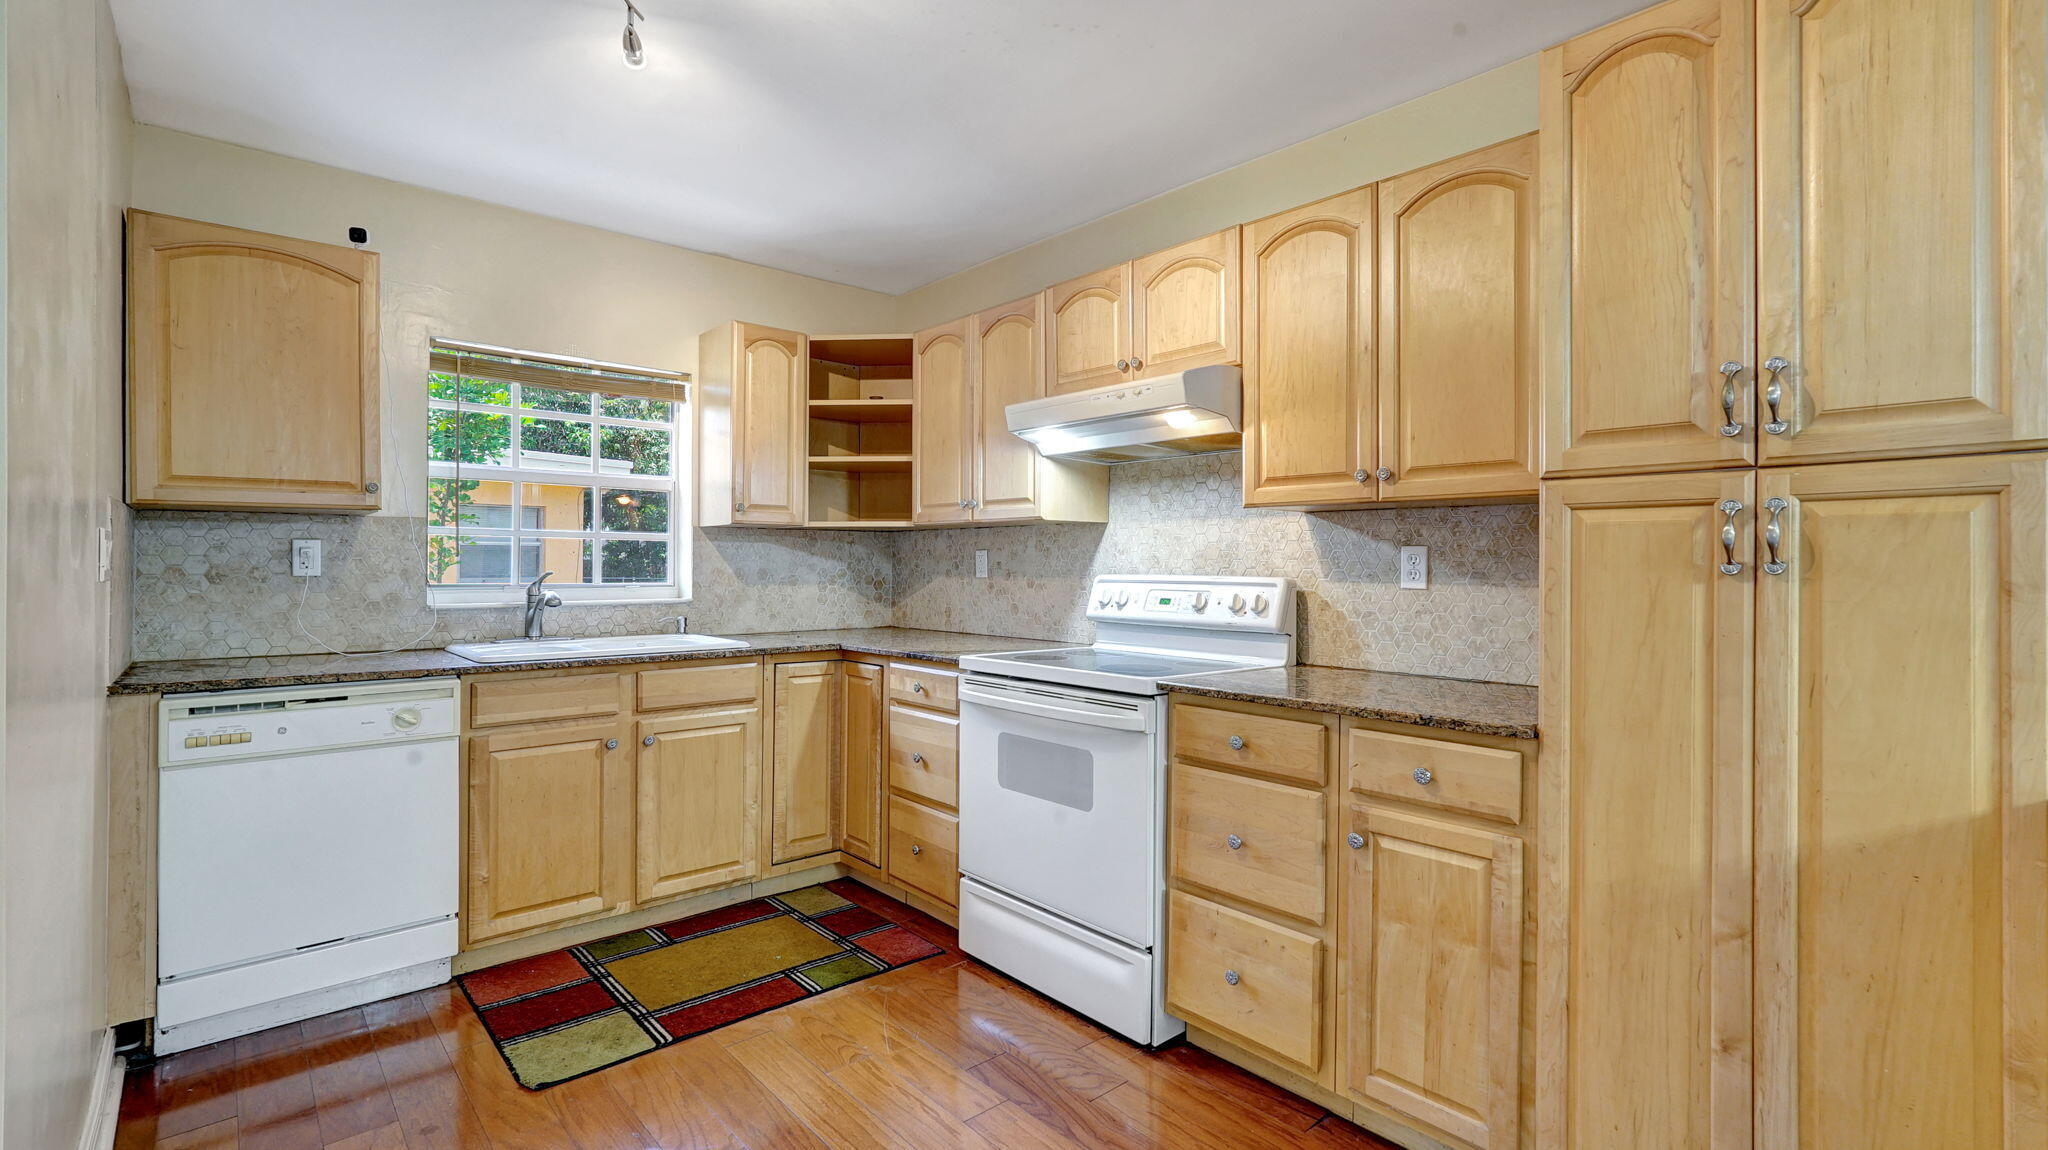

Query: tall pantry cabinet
[1539,1,2048,1148]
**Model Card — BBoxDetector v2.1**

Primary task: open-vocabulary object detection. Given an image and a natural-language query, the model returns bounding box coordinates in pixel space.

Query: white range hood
[1005,365,1241,464]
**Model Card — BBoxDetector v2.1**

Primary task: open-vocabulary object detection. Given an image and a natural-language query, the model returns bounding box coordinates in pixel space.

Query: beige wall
[893,56,1538,330]
[5,0,134,1145]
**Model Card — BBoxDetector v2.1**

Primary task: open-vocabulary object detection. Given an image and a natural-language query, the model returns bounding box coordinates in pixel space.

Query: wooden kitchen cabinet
[910,317,974,524]
[884,659,964,910]
[1376,135,1538,502]
[968,294,1109,525]
[698,321,808,526]
[1043,228,1241,397]
[1342,804,1521,1150]
[1240,187,1378,507]
[1538,0,1755,477]
[1166,889,1325,1075]
[770,660,839,864]
[466,719,631,945]
[126,210,381,511]
[635,704,761,903]
[837,661,884,867]
[1042,262,1133,396]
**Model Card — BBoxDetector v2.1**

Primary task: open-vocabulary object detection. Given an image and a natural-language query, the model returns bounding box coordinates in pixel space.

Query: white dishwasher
[156,678,460,1053]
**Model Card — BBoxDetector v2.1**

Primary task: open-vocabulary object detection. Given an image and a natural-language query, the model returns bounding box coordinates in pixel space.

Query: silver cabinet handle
[734,502,747,513]
[1376,467,1394,483]
[1763,497,1789,575]
[365,481,381,494]
[605,738,619,750]
[910,752,925,764]
[1227,734,1245,751]
[910,844,922,856]
[1223,970,1241,986]
[1226,834,1244,851]
[1763,356,1791,435]
[1718,500,1745,576]
[643,735,656,746]
[958,499,968,508]
[1117,358,1131,371]
[1347,832,1366,849]
[1412,767,1434,786]
[1130,357,1143,371]
[1353,469,1369,483]
[1718,361,1745,437]
[912,682,926,694]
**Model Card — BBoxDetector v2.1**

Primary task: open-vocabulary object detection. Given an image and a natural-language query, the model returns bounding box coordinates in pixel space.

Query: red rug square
[479,979,620,1042]
[462,950,589,1008]
[854,925,946,966]
[656,898,780,940]
[812,905,889,937]
[654,975,808,1039]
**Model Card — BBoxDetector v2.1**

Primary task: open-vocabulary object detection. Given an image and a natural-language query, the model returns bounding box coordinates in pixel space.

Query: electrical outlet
[1399,546,1428,589]
[291,538,323,578]
[974,549,990,579]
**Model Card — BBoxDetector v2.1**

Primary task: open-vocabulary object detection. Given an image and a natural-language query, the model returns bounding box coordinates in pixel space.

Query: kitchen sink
[445,633,750,664]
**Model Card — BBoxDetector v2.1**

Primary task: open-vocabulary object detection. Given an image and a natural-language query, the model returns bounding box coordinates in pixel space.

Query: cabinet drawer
[1170,764,1325,923]
[636,661,758,712]
[1166,890,1322,1072]
[887,796,959,908]
[888,664,959,713]
[468,673,621,728]
[888,705,958,809]
[1172,702,1327,786]
[1348,727,1522,823]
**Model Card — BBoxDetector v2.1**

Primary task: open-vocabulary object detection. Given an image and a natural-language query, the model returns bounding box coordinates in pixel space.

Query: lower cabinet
[770,659,839,864]
[466,719,632,944]
[1166,889,1325,1073]
[883,659,961,909]
[837,661,885,867]
[886,795,959,907]
[636,704,761,902]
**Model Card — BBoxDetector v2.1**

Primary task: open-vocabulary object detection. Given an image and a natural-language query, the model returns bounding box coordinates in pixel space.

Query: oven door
[958,675,1162,947]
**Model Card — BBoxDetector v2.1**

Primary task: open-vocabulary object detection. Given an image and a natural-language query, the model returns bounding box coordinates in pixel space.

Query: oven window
[995,733,1095,812]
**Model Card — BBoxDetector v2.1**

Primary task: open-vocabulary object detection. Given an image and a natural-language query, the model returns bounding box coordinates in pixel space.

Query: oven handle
[959,681,1152,732]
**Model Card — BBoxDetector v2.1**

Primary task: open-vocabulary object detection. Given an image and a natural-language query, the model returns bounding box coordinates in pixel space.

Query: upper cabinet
[1043,228,1242,396]
[910,319,975,525]
[1377,135,1539,502]
[698,321,808,526]
[126,211,382,511]
[1539,0,1755,477]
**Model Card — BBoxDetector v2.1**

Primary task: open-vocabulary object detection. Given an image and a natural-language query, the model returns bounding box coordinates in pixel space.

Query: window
[426,341,689,605]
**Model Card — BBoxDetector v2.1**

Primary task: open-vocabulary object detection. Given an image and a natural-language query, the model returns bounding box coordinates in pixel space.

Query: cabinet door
[1042,263,1132,396]
[1377,136,1538,502]
[466,720,629,944]
[733,323,808,525]
[1539,0,1755,476]
[1343,805,1520,1150]
[770,660,839,864]
[1756,0,2048,462]
[636,705,761,903]
[126,210,381,511]
[1754,454,2048,1150]
[1536,470,1753,1150]
[911,318,974,524]
[837,662,884,867]
[1241,187,1378,507]
[974,295,1047,522]
[1131,228,1240,377]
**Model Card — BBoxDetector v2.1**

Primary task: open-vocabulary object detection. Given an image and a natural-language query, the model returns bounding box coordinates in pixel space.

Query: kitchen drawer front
[1172,702,1328,787]
[1170,763,1325,923]
[888,704,959,809]
[1166,890,1323,1072]
[887,796,959,908]
[1348,727,1522,823]
[468,673,621,728]
[888,663,959,713]
[636,661,759,713]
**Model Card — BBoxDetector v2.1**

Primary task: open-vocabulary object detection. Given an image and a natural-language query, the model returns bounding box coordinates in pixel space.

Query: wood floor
[115,880,1396,1150]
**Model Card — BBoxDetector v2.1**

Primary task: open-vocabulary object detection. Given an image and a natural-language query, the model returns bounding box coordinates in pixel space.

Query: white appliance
[1005,364,1241,463]
[155,678,461,1054]
[957,575,1295,1044]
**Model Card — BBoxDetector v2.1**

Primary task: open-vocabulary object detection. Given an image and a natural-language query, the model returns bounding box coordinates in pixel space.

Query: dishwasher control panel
[162,679,460,765]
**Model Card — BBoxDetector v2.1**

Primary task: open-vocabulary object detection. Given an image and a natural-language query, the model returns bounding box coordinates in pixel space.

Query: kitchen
[5,0,2042,1148]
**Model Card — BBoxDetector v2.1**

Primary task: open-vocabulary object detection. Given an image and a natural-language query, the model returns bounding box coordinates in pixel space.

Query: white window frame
[426,342,691,608]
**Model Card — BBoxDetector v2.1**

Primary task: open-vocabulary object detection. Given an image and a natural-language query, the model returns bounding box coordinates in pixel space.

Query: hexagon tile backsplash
[131,454,1538,685]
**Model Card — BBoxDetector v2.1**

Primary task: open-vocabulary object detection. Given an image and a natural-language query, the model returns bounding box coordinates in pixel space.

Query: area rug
[456,884,945,1088]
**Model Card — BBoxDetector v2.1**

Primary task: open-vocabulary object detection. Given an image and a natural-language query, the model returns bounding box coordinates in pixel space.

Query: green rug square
[777,887,854,916]
[502,1011,654,1086]
[800,952,883,991]
[581,929,659,962]
[606,915,842,1010]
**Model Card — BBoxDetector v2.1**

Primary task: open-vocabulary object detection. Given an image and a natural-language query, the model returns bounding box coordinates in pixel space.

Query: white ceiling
[111,0,1638,294]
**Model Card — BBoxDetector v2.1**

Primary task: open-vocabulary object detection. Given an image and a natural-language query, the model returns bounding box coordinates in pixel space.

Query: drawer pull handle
[1412,767,1434,786]
[1227,734,1245,751]
[910,751,925,764]
[1347,832,1365,849]
[605,738,619,750]
[643,735,656,746]
[912,682,927,694]
[1226,834,1244,851]
[1223,969,1241,987]
[909,844,923,856]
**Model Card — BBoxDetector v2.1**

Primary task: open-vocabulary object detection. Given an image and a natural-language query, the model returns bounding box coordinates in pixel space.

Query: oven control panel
[1086,575,1295,633]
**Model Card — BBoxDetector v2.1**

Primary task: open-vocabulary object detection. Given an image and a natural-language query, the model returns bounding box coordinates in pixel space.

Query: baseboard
[78,1028,122,1150]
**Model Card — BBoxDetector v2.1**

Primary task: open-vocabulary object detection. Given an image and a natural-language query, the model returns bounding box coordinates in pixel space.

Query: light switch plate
[974,549,990,579]
[291,538,323,578]
[1399,546,1428,589]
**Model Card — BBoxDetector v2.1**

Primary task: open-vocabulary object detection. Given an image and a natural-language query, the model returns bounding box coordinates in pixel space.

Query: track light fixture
[621,0,647,69]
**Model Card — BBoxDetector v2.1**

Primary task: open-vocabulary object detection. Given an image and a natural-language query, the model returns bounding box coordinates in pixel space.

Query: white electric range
[955,574,1295,1044]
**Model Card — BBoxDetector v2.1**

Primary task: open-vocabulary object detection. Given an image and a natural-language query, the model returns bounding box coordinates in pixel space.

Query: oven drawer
[888,796,959,908]
[1166,890,1323,1073]
[1172,702,1328,787]
[1170,763,1325,923]
[1348,727,1523,824]
[889,664,959,713]
[888,704,958,809]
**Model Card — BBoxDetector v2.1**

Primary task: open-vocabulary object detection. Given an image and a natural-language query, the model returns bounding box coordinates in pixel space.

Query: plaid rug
[456,884,944,1088]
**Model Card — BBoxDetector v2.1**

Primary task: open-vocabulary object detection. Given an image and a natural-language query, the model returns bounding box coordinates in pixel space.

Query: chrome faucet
[524,571,563,639]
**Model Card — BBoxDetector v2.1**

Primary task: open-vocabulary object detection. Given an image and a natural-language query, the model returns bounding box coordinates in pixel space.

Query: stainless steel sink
[446,633,750,664]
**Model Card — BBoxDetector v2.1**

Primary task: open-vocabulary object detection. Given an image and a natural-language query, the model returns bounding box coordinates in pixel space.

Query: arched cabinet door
[911,318,973,524]
[733,324,807,526]
[1132,227,1240,378]
[1042,262,1131,396]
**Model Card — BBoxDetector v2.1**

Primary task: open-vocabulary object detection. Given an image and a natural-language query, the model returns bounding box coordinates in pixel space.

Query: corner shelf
[808,453,912,473]
[807,399,912,423]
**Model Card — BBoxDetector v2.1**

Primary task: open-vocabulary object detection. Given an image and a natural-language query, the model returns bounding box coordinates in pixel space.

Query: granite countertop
[109,627,1069,696]
[1161,664,1539,740]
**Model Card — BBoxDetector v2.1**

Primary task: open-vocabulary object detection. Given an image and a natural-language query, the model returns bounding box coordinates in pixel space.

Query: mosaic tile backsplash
[132,454,1538,684]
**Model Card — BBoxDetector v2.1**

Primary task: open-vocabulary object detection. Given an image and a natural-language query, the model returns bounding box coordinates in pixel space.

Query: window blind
[429,340,688,403]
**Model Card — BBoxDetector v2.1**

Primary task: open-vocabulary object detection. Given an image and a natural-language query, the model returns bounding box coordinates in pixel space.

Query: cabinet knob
[365,481,381,494]
[1227,734,1245,751]
[910,844,923,856]
[605,738,619,750]
[1353,469,1369,483]
[643,735,656,746]
[1130,357,1143,372]
[1223,970,1241,986]
[912,682,926,694]
[1226,833,1244,851]
[734,502,747,513]
[1117,358,1131,372]
[1376,467,1394,483]
[910,752,925,764]
[1348,832,1366,850]
[1412,767,1433,786]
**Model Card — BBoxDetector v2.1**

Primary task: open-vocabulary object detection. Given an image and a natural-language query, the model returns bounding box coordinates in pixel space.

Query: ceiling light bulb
[621,1,647,69]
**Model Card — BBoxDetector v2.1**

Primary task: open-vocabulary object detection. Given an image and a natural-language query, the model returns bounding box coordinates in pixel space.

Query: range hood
[1005,364,1241,464]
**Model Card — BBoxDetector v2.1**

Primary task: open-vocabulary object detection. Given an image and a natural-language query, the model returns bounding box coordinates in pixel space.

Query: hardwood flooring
[116,880,1397,1150]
